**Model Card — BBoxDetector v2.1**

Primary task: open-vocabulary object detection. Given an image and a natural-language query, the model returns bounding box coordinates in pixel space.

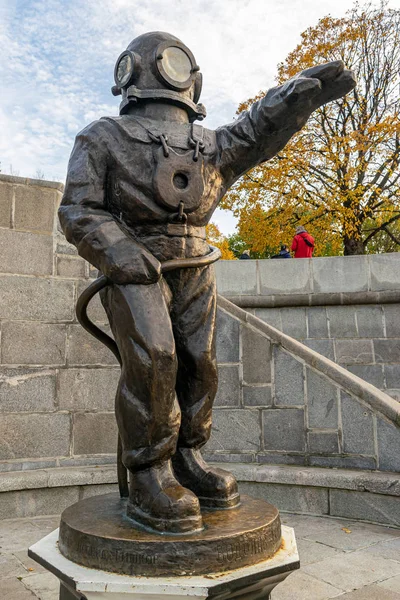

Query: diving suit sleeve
[58,122,161,285]
[215,83,316,188]
[216,61,356,187]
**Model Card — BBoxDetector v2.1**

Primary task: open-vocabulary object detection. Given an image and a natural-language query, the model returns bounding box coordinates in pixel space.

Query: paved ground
[0,513,399,599]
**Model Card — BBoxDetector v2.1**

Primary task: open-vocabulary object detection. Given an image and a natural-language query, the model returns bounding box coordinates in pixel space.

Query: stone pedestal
[29,525,299,599]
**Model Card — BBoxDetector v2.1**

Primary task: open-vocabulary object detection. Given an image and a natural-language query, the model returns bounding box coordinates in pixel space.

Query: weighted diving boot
[127,460,203,534]
[172,447,240,510]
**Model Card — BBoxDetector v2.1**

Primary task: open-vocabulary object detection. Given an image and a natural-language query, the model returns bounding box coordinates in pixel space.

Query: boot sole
[198,492,241,510]
[126,501,204,535]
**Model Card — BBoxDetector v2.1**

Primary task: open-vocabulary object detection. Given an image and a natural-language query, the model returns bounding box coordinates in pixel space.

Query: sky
[1,0,400,235]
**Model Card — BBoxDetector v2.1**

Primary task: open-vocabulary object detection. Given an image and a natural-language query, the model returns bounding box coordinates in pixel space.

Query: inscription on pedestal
[78,542,157,566]
[217,520,281,564]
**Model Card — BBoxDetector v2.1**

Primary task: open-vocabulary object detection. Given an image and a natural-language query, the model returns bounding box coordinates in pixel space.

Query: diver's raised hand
[280,60,356,113]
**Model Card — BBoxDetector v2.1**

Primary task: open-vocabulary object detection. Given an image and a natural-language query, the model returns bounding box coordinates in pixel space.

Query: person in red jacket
[291,226,315,258]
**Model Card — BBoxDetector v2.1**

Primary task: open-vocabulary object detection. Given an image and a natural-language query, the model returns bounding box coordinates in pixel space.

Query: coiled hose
[75,246,221,498]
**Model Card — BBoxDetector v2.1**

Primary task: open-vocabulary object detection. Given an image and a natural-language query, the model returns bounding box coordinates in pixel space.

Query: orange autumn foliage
[222,3,400,256]
[205,223,236,260]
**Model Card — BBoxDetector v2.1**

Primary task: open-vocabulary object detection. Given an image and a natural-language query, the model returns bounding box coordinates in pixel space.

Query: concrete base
[29,526,299,599]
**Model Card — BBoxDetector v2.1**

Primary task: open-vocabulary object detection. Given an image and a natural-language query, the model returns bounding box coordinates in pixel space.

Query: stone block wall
[206,299,400,474]
[215,257,400,404]
[215,253,400,303]
[251,304,400,402]
[0,175,120,473]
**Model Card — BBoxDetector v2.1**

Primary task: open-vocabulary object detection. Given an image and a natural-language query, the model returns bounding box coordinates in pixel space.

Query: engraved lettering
[77,542,157,565]
[216,529,280,563]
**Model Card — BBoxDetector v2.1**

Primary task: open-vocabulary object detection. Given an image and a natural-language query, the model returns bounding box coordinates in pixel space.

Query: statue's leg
[101,280,202,534]
[168,266,240,510]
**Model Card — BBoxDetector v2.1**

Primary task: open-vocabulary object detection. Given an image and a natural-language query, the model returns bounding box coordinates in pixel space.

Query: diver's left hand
[280,60,356,112]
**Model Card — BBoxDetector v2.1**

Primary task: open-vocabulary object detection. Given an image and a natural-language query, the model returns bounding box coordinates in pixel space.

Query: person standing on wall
[291,226,315,258]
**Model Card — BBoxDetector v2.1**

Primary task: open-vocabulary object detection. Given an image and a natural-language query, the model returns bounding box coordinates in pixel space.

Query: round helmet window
[114,51,135,88]
[161,47,192,83]
[117,54,132,86]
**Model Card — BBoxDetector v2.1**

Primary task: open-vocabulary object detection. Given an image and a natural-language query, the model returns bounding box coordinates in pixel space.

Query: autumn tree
[205,223,236,259]
[222,3,400,255]
[226,232,277,258]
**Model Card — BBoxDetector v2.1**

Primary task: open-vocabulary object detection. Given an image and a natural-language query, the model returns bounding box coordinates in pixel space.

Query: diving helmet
[112,31,206,122]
